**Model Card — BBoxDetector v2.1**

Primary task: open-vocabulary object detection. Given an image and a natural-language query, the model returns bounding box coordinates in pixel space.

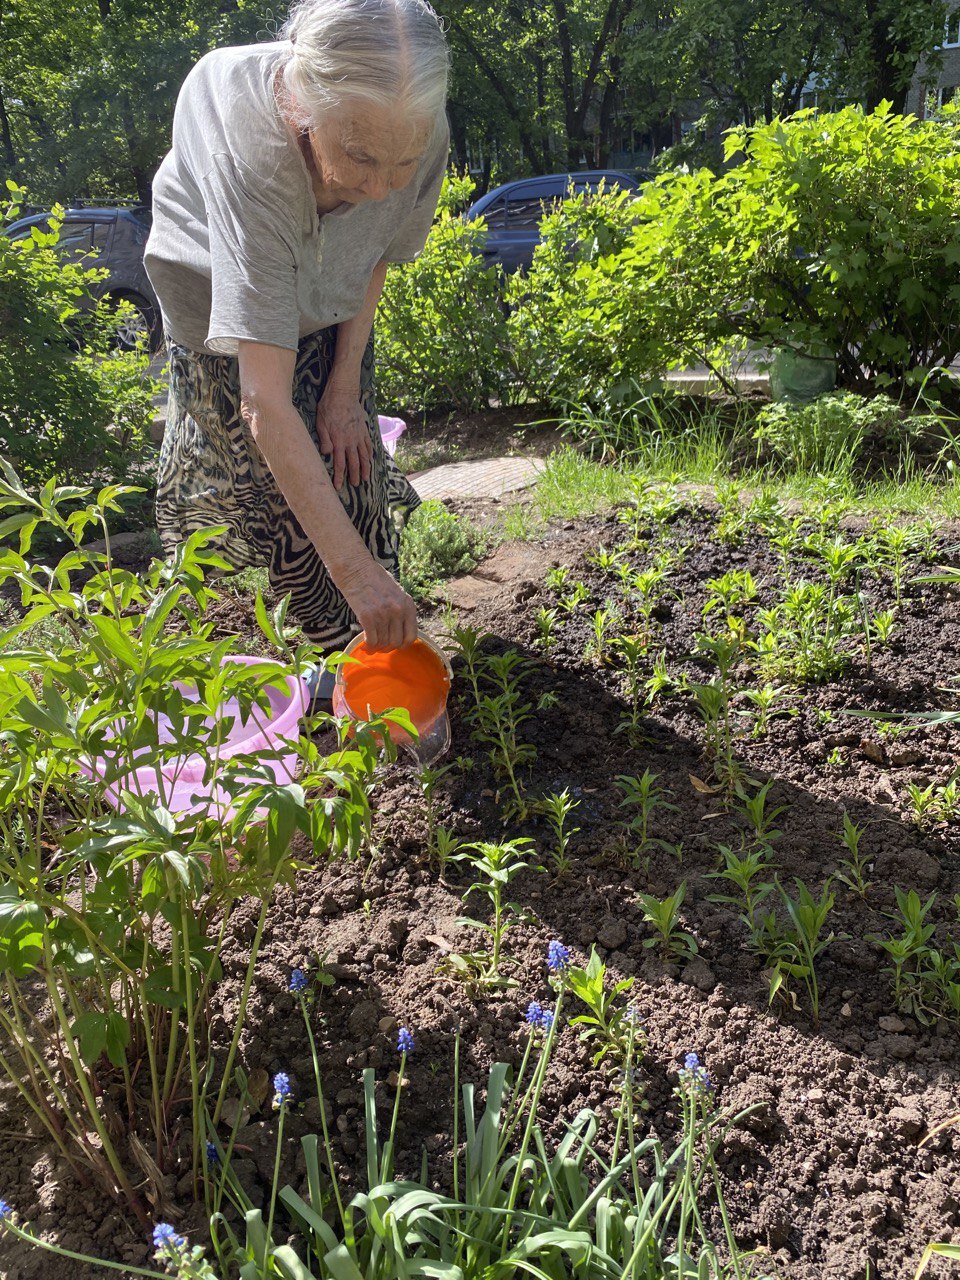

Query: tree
[0,0,271,205]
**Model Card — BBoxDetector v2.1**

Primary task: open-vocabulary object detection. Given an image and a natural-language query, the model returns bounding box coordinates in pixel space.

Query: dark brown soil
[2,499,960,1280]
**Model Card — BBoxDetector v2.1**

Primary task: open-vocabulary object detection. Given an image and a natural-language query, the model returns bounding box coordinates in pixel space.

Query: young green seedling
[565,948,642,1071]
[617,770,679,869]
[584,606,620,665]
[834,811,872,898]
[535,606,559,656]
[754,879,836,1024]
[870,609,896,648]
[869,887,938,1012]
[468,649,537,821]
[449,838,537,990]
[545,566,569,593]
[644,649,673,704]
[906,781,940,828]
[742,683,795,738]
[612,634,648,743]
[559,582,590,615]
[637,883,698,961]
[733,780,786,849]
[691,629,750,788]
[707,844,777,936]
[537,788,581,876]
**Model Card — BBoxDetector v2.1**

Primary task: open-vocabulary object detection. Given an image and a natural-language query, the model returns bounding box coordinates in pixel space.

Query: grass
[526,396,960,528]
[501,446,634,540]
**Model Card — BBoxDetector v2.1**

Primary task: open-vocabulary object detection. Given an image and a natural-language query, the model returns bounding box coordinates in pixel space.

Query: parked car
[465,170,645,272]
[5,206,161,352]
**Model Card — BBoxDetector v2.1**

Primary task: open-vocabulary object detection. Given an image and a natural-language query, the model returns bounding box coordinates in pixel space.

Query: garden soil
[1,503,959,1280]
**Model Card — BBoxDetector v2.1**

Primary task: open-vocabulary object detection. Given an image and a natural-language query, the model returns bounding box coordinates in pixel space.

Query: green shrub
[376,174,516,413]
[754,392,942,471]
[505,184,644,406]
[400,499,484,598]
[0,183,156,486]
[574,106,960,397]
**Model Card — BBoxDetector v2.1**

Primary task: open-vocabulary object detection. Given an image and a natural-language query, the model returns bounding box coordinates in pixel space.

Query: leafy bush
[574,106,960,396]
[755,392,892,471]
[377,174,516,413]
[505,184,644,406]
[753,392,944,471]
[400,499,484,598]
[0,466,389,1212]
[0,183,156,486]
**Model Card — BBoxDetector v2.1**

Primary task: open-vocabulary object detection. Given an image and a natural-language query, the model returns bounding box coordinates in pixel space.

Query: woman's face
[306,102,430,204]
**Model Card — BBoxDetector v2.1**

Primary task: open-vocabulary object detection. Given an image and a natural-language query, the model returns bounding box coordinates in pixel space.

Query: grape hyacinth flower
[397,1026,415,1055]
[679,1051,712,1093]
[272,1071,293,1110]
[524,1001,554,1033]
[0,1199,10,1220]
[547,940,571,974]
[152,1222,187,1253]
[289,968,308,994]
[205,1141,220,1167]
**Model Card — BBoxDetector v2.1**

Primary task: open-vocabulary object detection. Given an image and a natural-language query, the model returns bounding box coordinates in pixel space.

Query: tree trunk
[0,86,16,175]
[448,102,469,172]
[864,0,909,111]
[456,27,546,172]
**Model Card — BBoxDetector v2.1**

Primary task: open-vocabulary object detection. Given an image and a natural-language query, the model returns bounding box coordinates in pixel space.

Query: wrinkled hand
[338,557,418,652]
[316,383,373,490]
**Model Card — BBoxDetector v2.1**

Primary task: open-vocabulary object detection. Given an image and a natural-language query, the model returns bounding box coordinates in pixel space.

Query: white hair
[280,0,448,128]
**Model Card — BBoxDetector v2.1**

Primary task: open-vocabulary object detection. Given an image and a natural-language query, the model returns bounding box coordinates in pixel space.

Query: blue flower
[0,1199,11,1220]
[205,1141,220,1167]
[272,1071,293,1110]
[152,1222,186,1252]
[289,968,308,994]
[547,940,571,973]
[397,1027,415,1055]
[524,1001,554,1033]
[679,1052,712,1094]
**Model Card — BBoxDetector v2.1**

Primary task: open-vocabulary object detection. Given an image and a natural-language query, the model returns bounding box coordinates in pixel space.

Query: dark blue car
[5,206,161,351]
[466,170,643,272]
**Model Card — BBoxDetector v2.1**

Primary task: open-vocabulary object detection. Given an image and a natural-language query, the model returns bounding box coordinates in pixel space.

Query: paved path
[411,456,544,500]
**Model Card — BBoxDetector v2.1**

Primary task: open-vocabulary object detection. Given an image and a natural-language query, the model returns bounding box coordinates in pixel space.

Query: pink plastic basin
[378,414,407,458]
[85,655,310,818]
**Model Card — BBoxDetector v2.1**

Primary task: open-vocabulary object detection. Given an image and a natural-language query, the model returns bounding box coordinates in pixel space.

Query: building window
[940,84,959,106]
[945,9,960,46]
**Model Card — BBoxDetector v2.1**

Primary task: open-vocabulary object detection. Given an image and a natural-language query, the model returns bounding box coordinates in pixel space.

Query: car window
[7,219,50,242]
[480,198,506,230]
[57,221,96,253]
[505,196,550,230]
[91,222,112,250]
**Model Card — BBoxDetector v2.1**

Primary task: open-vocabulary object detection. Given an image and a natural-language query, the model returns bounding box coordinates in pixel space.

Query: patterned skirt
[156,329,420,650]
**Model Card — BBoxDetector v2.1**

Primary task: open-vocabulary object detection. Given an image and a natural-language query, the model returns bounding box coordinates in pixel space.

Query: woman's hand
[316,382,373,490]
[338,556,418,651]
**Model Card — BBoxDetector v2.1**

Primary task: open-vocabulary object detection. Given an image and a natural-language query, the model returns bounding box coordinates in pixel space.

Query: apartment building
[905,8,960,116]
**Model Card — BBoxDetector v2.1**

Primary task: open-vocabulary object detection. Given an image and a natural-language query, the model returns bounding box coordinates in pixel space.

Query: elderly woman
[145,0,449,683]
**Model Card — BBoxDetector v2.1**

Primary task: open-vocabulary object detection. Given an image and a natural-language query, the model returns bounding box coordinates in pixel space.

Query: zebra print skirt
[156,329,420,650]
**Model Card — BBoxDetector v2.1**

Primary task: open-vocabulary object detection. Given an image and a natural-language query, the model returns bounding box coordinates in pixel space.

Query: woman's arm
[238,338,417,651]
[315,260,389,489]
